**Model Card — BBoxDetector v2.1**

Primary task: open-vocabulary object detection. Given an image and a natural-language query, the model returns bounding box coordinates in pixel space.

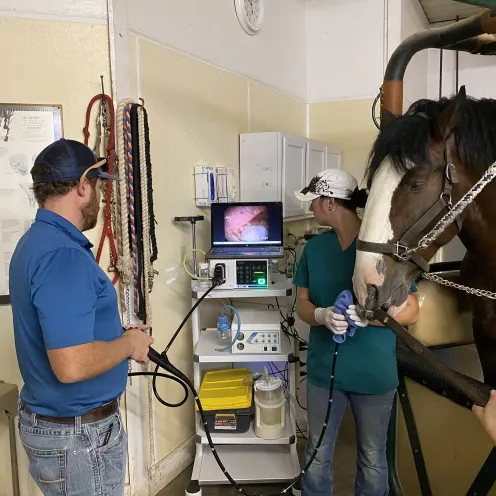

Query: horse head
[353,87,476,318]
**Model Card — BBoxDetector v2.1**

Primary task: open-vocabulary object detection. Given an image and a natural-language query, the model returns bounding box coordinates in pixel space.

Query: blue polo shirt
[9,209,128,416]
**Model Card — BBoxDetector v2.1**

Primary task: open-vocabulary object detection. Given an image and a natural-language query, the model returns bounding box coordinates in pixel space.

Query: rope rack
[85,83,159,474]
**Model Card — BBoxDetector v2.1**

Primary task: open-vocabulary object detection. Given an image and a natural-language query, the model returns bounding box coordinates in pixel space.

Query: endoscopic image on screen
[224,206,269,243]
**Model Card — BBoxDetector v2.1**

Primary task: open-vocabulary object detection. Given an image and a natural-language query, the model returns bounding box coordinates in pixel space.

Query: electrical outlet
[180,246,187,264]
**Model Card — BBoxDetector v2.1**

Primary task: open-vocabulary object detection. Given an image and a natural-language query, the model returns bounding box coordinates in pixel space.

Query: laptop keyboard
[214,247,281,254]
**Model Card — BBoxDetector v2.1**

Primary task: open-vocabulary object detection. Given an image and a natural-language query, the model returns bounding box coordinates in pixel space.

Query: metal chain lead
[420,161,496,248]
[424,272,496,300]
[108,158,118,273]
[94,102,102,155]
[126,286,132,381]
[102,98,116,274]
[102,97,108,138]
[109,185,116,270]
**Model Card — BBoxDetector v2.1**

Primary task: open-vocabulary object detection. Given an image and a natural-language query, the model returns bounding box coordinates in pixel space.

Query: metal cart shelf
[186,279,301,496]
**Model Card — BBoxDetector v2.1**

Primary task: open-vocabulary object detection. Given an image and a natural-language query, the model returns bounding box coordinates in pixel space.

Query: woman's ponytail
[336,187,368,211]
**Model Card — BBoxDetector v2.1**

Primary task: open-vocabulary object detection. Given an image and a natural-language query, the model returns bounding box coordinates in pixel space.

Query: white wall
[0,0,106,21]
[0,6,112,495]
[306,0,387,102]
[401,0,428,105]
[306,0,429,104]
[125,0,307,100]
[428,48,496,100]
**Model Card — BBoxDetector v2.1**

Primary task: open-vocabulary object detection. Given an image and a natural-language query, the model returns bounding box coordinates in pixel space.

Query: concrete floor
[158,411,357,496]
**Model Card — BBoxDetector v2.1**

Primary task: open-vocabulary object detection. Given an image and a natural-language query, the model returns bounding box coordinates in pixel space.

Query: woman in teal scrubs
[293,169,420,496]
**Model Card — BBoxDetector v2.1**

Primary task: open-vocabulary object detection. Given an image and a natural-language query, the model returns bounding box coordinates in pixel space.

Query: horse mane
[365,94,496,188]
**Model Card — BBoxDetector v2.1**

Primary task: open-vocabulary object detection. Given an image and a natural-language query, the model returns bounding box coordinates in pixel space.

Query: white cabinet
[282,135,307,218]
[303,140,342,216]
[306,140,327,182]
[240,132,341,220]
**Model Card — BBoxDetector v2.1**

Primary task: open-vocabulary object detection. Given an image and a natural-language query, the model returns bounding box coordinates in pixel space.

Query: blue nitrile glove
[331,290,367,343]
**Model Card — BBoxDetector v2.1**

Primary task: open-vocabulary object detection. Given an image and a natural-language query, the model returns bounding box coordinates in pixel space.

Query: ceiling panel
[419,0,484,23]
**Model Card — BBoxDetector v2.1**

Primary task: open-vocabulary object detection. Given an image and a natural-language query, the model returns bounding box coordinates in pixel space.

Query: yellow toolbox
[197,368,254,433]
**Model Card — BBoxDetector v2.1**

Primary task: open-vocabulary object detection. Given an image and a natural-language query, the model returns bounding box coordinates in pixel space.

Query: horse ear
[435,85,467,141]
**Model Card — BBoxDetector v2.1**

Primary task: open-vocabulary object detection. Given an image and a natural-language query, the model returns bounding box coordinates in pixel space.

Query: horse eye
[410,182,426,192]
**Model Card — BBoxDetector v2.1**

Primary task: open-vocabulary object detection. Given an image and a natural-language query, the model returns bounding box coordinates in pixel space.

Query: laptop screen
[211,202,283,247]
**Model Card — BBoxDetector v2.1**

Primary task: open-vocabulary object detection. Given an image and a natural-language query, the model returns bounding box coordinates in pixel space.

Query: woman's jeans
[302,382,395,496]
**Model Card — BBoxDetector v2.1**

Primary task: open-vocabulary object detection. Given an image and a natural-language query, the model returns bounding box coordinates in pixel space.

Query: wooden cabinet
[240,132,341,220]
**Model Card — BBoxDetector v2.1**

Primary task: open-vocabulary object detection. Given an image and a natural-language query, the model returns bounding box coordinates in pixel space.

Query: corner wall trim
[148,436,195,495]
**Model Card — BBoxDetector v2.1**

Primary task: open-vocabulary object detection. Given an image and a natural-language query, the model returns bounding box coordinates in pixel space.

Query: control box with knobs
[230,308,282,354]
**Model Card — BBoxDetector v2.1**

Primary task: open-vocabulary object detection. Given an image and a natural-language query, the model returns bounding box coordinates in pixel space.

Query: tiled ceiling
[419,0,484,23]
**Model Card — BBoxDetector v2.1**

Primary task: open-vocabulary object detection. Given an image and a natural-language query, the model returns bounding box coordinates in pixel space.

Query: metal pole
[455,50,459,92]
[397,375,433,496]
[8,414,20,496]
[439,49,444,99]
[380,9,496,123]
[456,16,460,92]
[173,216,204,278]
[387,393,404,496]
[465,446,496,495]
[192,220,197,276]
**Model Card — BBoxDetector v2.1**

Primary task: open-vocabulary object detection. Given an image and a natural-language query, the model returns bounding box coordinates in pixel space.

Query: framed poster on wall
[0,104,63,301]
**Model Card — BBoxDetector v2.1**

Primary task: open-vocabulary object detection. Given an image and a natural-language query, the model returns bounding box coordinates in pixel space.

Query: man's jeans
[18,404,127,496]
[302,382,395,496]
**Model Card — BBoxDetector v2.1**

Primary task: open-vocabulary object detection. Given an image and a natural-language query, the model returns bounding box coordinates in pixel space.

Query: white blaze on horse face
[353,160,405,306]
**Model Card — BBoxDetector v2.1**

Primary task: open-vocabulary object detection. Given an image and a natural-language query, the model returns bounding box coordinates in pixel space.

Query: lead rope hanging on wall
[116,98,158,477]
[134,102,157,476]
[125,103,139,316]
[83,90,120,285]
[130,102,158,319]
[125,102,158,322]
[116,99,134,311]
[137,105,155,319]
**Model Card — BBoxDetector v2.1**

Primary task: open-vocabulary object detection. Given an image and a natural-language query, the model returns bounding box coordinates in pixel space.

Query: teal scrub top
[293,230,417,394]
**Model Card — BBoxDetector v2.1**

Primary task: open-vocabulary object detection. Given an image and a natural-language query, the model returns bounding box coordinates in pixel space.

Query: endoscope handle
[148,347,191,384]
[148,347,168,366]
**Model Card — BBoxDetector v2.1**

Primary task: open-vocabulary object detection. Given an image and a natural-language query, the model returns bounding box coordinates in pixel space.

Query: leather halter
[356,144,462,272]
[83,93,120,285]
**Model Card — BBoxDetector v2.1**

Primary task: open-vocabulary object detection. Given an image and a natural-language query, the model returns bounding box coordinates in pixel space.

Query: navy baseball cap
[31,138,118,184]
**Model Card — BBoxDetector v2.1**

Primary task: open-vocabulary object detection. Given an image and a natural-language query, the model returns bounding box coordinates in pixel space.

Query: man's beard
[80,187,100,232]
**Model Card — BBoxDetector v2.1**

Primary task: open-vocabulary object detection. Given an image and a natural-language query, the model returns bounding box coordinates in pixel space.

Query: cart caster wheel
[292,481,301,495]
[185,480,201,496]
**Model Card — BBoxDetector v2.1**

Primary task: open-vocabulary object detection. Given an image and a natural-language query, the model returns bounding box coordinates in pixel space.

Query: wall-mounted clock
[234,0,264,36]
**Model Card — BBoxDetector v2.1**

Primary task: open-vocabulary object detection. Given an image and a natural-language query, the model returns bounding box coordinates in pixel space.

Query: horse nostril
[365,284,379,312]
[367,284,378,300]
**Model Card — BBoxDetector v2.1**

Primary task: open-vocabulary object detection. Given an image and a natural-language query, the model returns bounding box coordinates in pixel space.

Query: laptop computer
[207,201,284,259]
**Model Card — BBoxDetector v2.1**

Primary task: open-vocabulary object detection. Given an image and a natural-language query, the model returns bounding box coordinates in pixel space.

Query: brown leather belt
[21,400,118,425]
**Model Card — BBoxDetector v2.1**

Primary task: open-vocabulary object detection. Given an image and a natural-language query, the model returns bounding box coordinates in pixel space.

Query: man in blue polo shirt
[10,139,154,496]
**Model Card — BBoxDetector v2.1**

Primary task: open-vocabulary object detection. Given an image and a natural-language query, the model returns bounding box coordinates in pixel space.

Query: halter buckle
[446,162,456,182]
[394,242,410,259]
[440,190,453,205]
